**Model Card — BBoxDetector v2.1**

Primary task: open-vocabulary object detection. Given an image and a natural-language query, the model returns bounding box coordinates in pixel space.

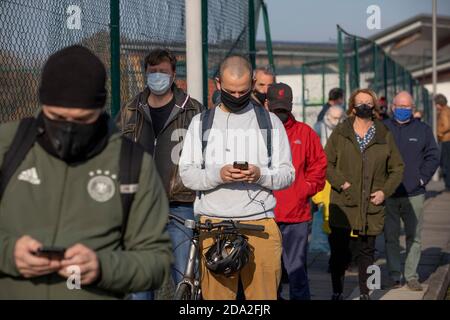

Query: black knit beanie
[39,45,107,109]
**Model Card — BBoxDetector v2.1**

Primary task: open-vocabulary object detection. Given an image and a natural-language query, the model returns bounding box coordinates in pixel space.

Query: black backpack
[200,105,273,169]
[0,117,143,248]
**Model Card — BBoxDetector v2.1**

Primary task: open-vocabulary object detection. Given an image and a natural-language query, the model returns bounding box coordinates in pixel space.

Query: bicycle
[168,214,265,300]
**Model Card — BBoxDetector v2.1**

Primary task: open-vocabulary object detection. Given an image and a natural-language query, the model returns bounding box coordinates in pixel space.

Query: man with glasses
[383,91,440,291]
[116,48,204,298]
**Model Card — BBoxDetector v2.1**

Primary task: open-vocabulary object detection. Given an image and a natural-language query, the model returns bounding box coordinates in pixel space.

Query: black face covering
[354,104,373,119]
[37,112,109,164]
[221,89,251,113]
[254,90,266,104]
[274,111,290,123]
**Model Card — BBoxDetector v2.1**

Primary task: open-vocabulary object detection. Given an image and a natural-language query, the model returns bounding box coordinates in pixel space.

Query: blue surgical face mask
[147,72,173,95]
[393,107,413,122]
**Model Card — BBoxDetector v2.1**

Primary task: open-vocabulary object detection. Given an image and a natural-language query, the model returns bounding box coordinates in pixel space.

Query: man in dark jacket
[383,91,440,291]
[268,83,327,300]
[116,48,203,294]
[316,87,344,124]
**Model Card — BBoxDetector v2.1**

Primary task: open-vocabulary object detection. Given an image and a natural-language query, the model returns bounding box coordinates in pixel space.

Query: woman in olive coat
[325,88,404,300]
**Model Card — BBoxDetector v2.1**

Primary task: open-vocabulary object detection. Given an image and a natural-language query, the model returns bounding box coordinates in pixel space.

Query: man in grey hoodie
[179,55,294,300]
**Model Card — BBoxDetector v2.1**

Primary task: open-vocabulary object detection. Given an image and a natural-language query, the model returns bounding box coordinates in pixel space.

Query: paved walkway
[282,181,450,300]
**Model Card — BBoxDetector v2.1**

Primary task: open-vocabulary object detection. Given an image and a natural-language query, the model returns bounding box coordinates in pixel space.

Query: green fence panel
[0,0,262,121]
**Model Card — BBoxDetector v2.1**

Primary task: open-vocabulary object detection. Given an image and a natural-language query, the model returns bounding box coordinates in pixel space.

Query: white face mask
[147,72,173,95]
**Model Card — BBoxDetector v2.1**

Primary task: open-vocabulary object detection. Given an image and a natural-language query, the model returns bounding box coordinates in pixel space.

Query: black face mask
[254,90,266,104]
[221,89,251,113]
[38,112,109,164]
[354,104,373,119]
[274,111,290,123]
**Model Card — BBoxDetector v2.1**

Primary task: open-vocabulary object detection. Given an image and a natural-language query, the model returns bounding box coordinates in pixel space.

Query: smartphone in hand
[35,246,66,260]
[233,161,249,171]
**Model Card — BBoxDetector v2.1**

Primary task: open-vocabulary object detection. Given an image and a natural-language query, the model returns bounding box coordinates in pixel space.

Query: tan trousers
[199,217,282,300]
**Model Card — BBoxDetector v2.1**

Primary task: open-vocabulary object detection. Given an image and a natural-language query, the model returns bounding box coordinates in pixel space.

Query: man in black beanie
[37,45,109,164]
[0,45,172,299]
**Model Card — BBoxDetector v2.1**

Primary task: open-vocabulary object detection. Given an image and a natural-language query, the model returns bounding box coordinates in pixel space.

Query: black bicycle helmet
[204,233,251,277]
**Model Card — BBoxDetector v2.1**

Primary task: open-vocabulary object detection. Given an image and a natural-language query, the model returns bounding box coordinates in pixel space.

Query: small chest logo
[18,167,41,185]
[409,138,418,142]
[87,170,117,202]
[294,139,302,145]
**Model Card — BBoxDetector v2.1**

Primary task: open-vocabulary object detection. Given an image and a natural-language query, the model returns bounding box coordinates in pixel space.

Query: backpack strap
[199,105,273,168]
[119,137,144,248]
[253,106,273,168]
[0,118,38,201]
[200,107,216,169]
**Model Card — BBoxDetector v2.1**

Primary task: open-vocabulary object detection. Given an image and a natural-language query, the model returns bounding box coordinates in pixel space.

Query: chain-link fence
[338,25,433,124]
[301,25,433,126]
[204,0,258,106]
[0,0,264,122]
[0,0,111,121]
[301,58,340,126]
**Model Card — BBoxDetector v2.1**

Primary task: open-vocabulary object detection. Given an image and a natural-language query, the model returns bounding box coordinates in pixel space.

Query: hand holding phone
[221,164,247,183]
[14,236,62,278]
[232,162,261,183]
[240,164,261,183]
[35,246,66,260]
[233,161,249,170]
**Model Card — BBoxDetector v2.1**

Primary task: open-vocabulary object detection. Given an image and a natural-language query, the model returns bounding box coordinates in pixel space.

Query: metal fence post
[372,43,377,93]
[261,1,275,74]
[383,53,388,100]
[353,37,360,90]
[393,60,397,94]
[110,0,121,118]
[337,26,345,93]
[301,65,306,122]
[321,59,325,104]
[202,0,208,106]
[248,0,256,69]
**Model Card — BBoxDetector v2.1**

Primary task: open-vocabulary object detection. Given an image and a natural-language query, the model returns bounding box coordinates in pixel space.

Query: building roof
[369,14,450,77]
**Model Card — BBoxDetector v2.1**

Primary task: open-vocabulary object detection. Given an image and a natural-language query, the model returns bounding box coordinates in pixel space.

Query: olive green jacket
[0,120,172,299]
[324,117,404,236]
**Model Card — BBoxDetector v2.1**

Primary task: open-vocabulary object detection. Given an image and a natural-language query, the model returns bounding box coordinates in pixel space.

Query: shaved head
[216,55,252,99]
[219,55,252,81]
[393,91,414,107]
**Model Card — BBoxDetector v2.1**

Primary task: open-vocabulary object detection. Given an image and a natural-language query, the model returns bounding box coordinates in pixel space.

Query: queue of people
[0,45,448,300]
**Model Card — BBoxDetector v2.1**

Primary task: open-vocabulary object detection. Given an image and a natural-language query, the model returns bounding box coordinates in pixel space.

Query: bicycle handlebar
[168,214,265,232]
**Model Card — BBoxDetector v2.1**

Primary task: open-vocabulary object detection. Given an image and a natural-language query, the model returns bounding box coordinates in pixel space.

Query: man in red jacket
[267,83,327,300]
